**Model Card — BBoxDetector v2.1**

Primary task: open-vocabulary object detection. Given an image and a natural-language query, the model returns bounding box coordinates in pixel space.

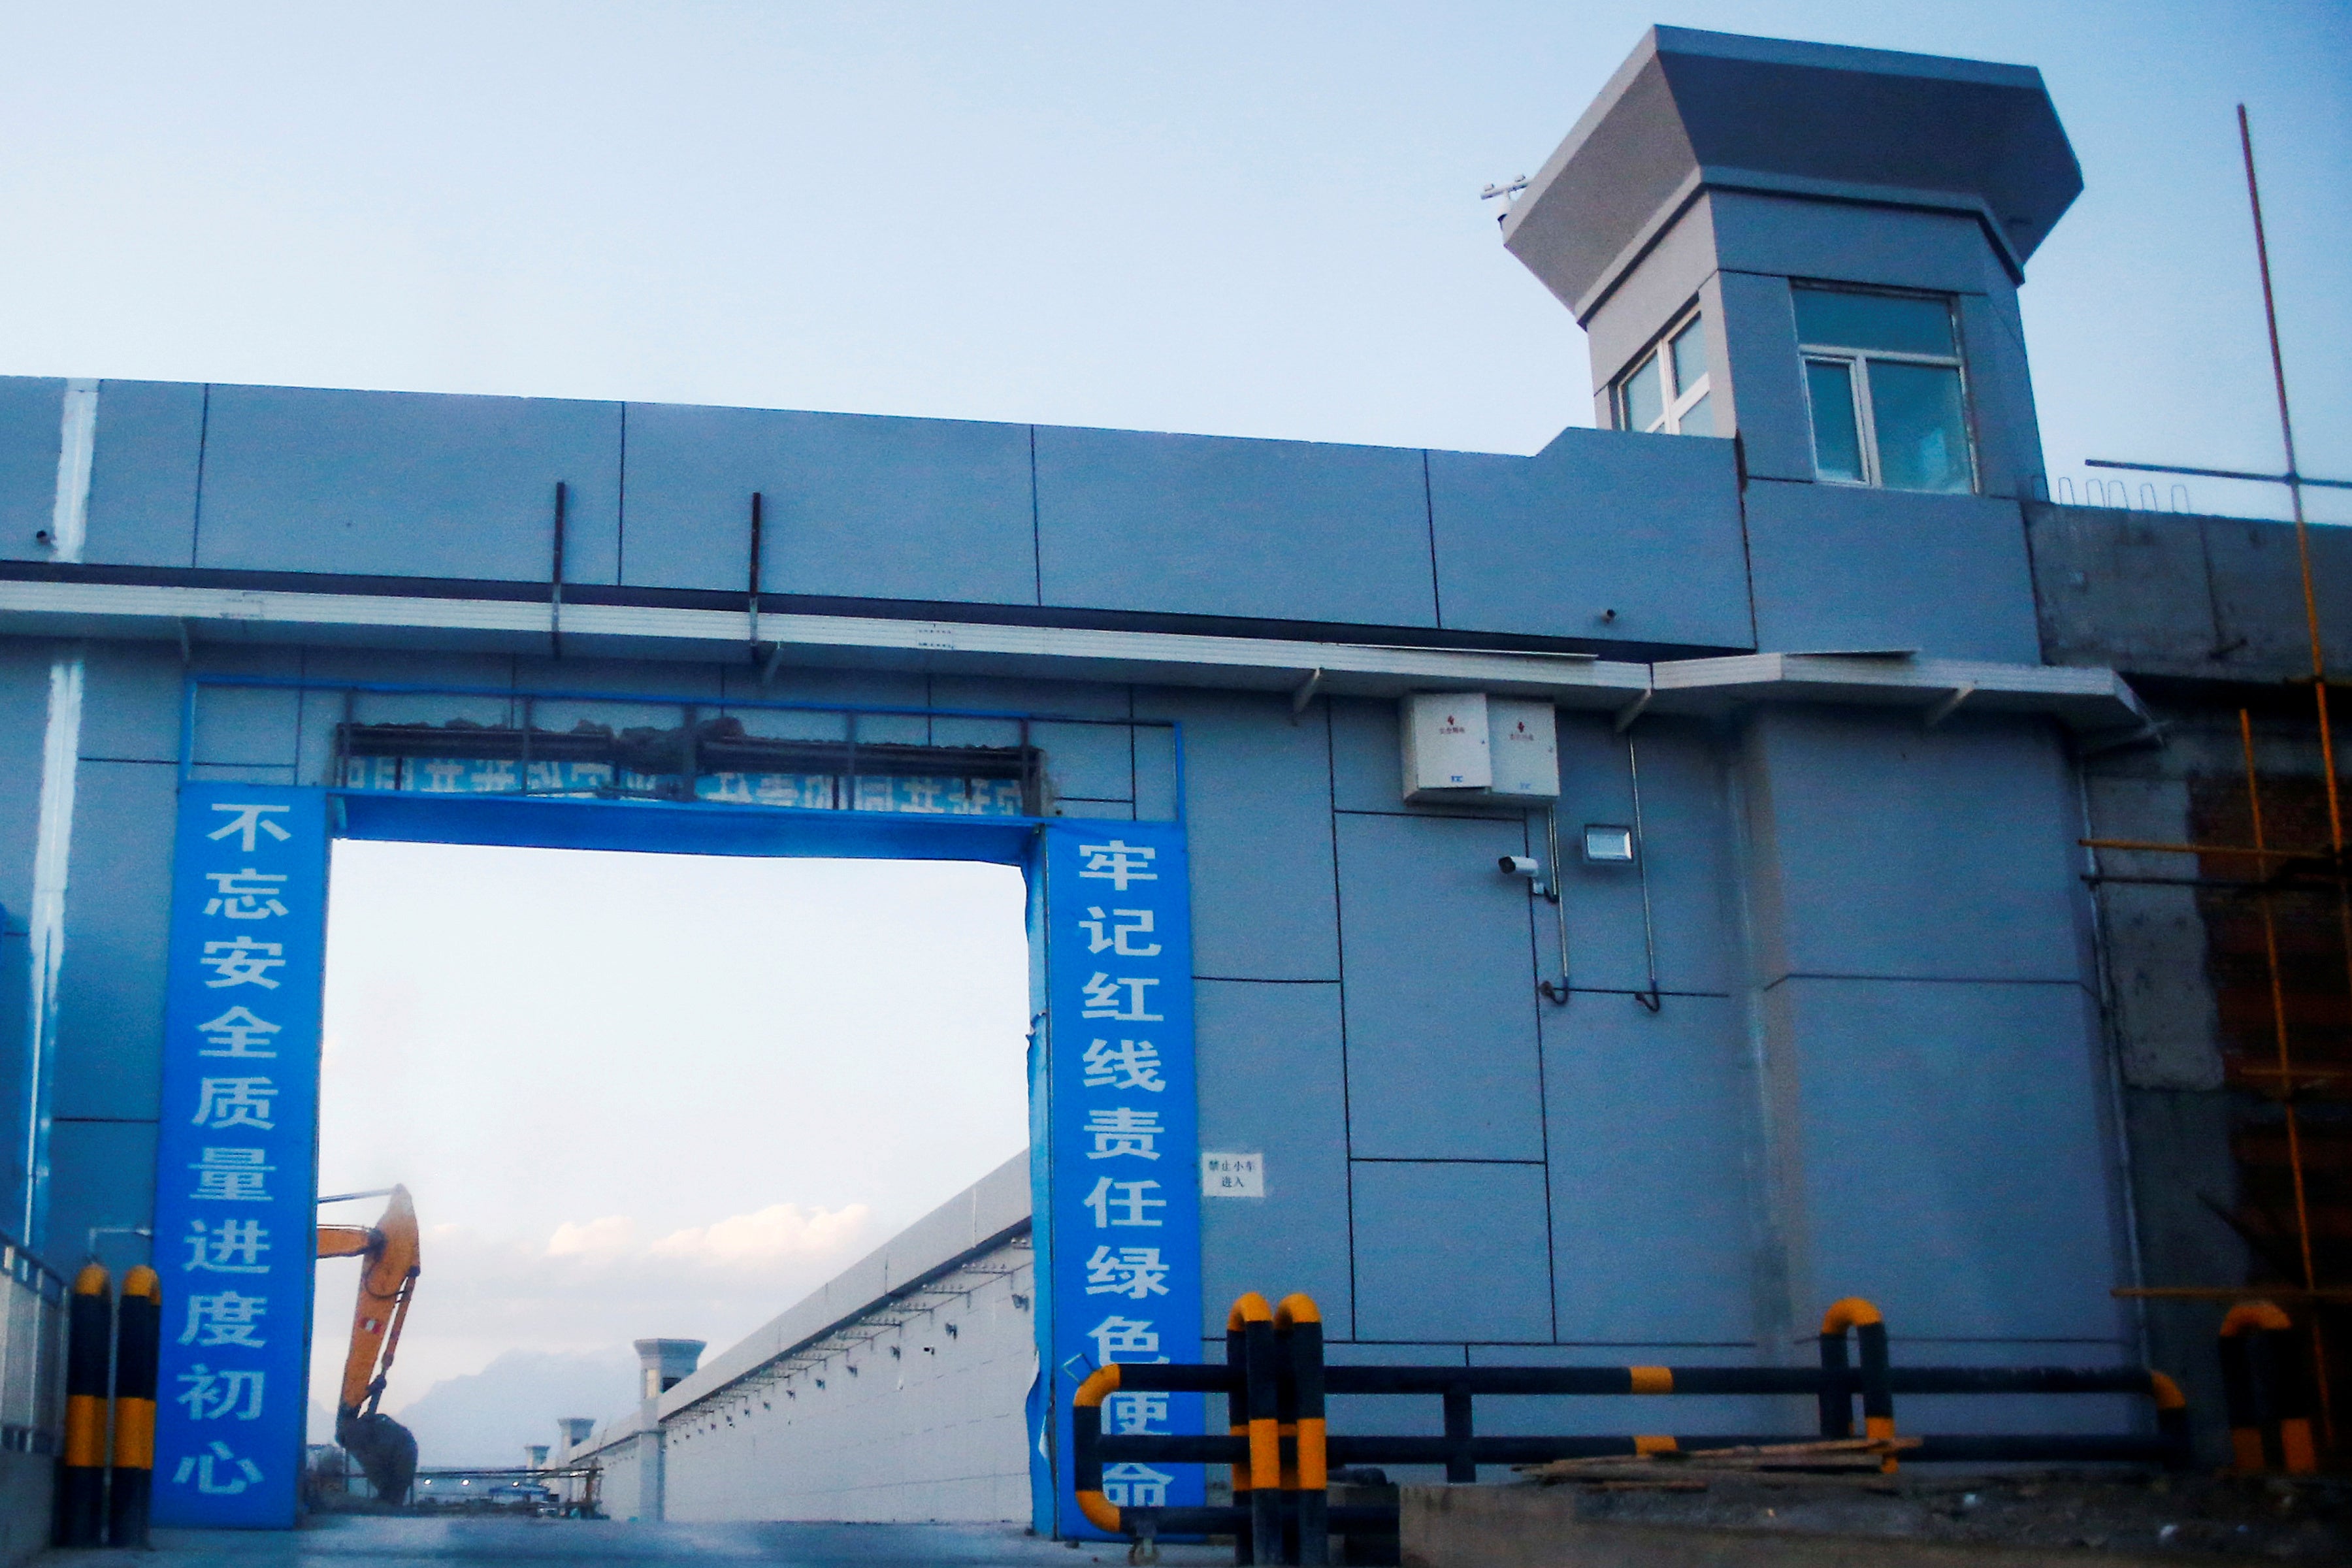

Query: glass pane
[1867,361,1973,492]
[1621,352,1664,433]
[1793,287,1954,356]
[1676,392,1713,437]
[1804,360,1864,482]
[1669,319,1708,396]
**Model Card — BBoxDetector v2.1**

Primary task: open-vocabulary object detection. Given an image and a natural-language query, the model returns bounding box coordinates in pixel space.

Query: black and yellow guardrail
[1073,1292,2191,1565]
[2219,1299,2317,1475]
[50,1258,167,1548]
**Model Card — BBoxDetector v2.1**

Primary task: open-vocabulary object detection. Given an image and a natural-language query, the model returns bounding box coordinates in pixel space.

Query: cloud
[336,1201,878,1431]
[647,1202,871,1267]
[546,1215,636,1259]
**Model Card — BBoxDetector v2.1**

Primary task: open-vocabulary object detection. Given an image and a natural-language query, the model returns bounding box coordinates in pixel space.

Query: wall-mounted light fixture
[1582,825,1636,864]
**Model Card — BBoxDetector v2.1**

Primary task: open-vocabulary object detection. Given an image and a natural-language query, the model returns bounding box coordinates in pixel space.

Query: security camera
[1498,855,1539,877]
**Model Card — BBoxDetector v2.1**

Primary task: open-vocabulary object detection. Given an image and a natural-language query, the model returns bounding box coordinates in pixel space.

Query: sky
[311,842,1030,1462]
[7,0,2343,1465]
[0,1,2345,521]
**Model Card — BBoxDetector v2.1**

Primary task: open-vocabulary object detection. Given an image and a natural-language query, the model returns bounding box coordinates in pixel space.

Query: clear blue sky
[2,1,2345,519]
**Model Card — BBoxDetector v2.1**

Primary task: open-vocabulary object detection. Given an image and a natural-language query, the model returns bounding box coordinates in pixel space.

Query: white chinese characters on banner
[176,1365,267,1421]
[1049,822,1200,1535]
[155,787,327,1528]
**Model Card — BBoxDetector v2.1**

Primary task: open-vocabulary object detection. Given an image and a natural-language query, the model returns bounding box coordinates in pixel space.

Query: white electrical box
[1401,692,1490,797]
[1486,696,1561,802]
[1400,691,1559,804]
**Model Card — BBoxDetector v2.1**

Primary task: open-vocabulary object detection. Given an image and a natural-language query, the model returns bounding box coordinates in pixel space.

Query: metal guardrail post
[1235,1294,1281,1562]
[1275,1294,1327,1566]
[2220,1300,2318,1473]
[1820,1298,1897,1472]
[1226,1301,1252,1565]
[1441,1380,1475,1484]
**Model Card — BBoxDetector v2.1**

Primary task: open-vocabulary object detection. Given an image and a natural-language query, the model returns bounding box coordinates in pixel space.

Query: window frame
[1611,309,1712,436]
[1793,285,1978,493]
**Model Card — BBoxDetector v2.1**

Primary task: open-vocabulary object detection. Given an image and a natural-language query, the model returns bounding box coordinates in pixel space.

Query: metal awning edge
[0,578,2144,728]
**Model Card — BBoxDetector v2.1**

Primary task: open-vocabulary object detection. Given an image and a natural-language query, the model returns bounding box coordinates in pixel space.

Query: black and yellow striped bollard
[111,1265,161,1546]
[55,1262,112,1547]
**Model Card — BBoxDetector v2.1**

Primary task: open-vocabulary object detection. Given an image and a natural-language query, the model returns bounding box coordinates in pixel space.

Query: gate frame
[148,674,1203,1533]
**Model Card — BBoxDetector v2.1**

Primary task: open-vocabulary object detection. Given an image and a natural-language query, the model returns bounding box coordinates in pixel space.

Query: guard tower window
[1795,286,1974,493]
[1612,312,1712,436]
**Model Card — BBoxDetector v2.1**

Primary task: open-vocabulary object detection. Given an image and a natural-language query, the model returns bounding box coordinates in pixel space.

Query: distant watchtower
[1501,27,2084,657]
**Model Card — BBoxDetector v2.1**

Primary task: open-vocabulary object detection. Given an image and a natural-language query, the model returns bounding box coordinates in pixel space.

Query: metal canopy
[1,574,2146,734]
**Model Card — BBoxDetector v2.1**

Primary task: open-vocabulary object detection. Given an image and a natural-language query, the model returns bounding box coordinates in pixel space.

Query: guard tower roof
[1502,25,2083,318]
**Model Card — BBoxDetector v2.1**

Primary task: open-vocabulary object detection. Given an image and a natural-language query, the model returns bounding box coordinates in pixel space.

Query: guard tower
[1501,27,2083,659]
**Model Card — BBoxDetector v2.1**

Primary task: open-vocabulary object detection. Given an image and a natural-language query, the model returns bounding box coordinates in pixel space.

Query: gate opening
[308,839,1030,1473]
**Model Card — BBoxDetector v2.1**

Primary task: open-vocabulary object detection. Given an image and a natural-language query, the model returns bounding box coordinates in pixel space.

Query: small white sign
[1201,1152,1265,1198]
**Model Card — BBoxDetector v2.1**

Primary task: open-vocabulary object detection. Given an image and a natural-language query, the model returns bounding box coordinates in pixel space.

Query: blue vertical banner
[1039,820,1204,1537]
[151,784,328,1528]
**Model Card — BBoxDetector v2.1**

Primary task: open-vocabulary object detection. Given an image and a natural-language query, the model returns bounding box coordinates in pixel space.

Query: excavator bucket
[337,1409,419,1505]
[319,1186,423,1505]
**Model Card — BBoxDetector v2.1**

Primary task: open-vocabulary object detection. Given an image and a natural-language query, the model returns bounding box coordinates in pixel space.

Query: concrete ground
[37,1518,1230,1568]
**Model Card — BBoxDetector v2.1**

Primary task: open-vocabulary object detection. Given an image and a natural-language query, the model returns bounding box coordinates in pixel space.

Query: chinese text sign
[152,785,327,1527]
[1041,822,1203,1535]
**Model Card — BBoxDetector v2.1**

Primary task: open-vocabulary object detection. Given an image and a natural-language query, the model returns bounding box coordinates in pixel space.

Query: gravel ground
[1533,1468,2352,1560]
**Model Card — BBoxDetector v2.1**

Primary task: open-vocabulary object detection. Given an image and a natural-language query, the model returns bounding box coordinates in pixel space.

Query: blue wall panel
[0,376,63,563]
[1780,975,2125,1341]
[1708,192,1997,297]
[191,679,303,771]
[1351,1162,1552,1343]
[617,404,1036,605]
[1542,996,1756,1343]
[192,385,622,583]
[1429,429,1750,651]
[1335,813,1543,1160]
[1036,426,1436,627]
[1554,715,1735,996]
[1743,480,2041,662]
[0,644,58,914]
[1194,980,1353,1337]
[1138,689,1338,983]
[78,644,188,764]
[86,381,206,566]
[927,674,1132,721]
[54,762,177,1121]
[44,1119,157,1268]
[1712,271,1814,483]
[0,927,26,1223]
[1743,708,2087,984]
[1032,719,1133,806]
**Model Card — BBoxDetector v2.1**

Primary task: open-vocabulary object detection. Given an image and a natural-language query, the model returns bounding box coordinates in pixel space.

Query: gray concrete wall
[2026,502,2352,682]
[0,1450,50,1567]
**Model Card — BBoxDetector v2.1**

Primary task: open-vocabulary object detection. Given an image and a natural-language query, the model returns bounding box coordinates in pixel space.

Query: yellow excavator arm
[316,1186,421,1503]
